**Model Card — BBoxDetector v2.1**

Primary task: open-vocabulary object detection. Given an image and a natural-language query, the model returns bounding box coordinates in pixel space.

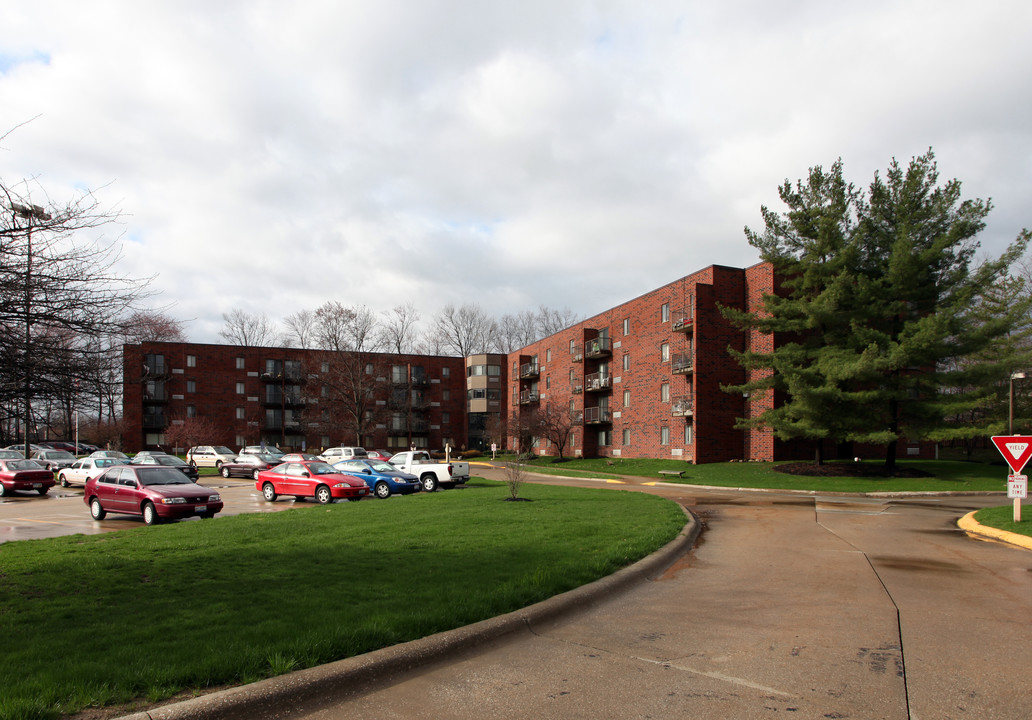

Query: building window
[661,383,670,402]
[186,380,196,393]
[392,365,407,383]
[236,407,245,420]
[661,426,670,445]
[569,368,575,382]
[187,405,196,418]
[570,398,576,413]
[623,428,631,445]
[321,362,329,373]
[546,376,551,389]
[236,382,245,394]
[622,354,630,371]
[443,367,450,377]
[623,318,630,336]
[442,412,450,424]
[236,357,245,370]
[321,385,328,398]
[569,339,576,353]
[598,429,611,446]
[546,349,552,362]
[186,354,196,368]
[685,423,693,445]
[661,343,670,362]
[662,303,670,322]
[443,389,450,401]
[623,390,631,407]
[365,363,373,374]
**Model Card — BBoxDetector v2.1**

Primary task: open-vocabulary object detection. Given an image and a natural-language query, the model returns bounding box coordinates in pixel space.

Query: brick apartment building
[121,261,931,461]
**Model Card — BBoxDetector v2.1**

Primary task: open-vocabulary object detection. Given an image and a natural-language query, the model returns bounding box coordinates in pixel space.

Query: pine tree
[726,150,1031,468]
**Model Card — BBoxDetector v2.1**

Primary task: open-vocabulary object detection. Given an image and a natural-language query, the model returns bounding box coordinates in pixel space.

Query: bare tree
[534,399,580,460]
[163,414,220,453]
[502,453,528,500]
[380,302,421,353]
[122,310,186,344]
[282,309,317,349]
[314,302,382,352]
[218,308,275,347]
[537,305,581,337]
[497,310,539,353]
[431,303,498,357]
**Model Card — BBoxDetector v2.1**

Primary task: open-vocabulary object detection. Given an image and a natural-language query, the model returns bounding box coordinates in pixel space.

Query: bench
[658,469,685,478]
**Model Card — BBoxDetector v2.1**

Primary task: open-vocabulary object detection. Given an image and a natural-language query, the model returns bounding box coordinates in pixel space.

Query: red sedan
[84,465,224,525]
[0,459,56,497]
[255,460,370,504]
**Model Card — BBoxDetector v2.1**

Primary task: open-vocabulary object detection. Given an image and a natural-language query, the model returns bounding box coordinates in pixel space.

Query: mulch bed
[773,462,932,478]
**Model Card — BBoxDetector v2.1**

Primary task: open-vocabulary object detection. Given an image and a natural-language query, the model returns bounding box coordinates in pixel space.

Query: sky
[2,1,1031,344]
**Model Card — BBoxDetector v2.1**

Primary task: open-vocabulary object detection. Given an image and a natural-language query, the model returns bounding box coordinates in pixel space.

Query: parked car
[39,441,79,453]
[239,445,286,459]
[58,457,129,487]
[365,449,393,461]
[131,453,199,481]
[89,450,131,461]
[0,449,25,460]
[0,459,56,496]
[255,460,370,504]
[277,452,320,463]
[332,458,421,498]
[5,443,43,454]
[318,446,368,463]
[84,465,223,525]
[219,454,281,480]
[133,450,168,459]
[186,445,238,469]
[74,442,99,454]
[388,450,471,492]
[31,449,78,472]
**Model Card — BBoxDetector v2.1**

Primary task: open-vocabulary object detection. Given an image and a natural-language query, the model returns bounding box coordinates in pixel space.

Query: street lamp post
[11,203,51,459]
[1010,372,1026,435]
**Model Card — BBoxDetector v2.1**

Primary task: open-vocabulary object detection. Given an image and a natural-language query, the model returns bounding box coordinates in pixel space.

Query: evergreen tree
[726,150,1031,468]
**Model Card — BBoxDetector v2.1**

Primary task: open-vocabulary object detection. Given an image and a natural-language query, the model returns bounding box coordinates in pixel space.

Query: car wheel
[252,469,261,481]
[89,497,106,520]
[60,474,69,487]
[0,483,7,497]
[314,485,332,504]
[143,502,159,526]
[421,474,438,492]
[37,487,48,495]
[262,482,277,502]
[200,512,215,519]
[215,460,224,469]
[374,481,391,499]
[189,460,197,470]
[220,466,231,478]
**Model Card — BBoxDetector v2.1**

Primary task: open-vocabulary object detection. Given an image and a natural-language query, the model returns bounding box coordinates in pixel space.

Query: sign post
[990,436,1032,522]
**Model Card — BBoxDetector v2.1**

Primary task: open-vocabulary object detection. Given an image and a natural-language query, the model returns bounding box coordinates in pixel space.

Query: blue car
[332,459,421,499]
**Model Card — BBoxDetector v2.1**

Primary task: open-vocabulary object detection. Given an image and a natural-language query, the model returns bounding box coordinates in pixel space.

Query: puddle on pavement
[869,555,970,573]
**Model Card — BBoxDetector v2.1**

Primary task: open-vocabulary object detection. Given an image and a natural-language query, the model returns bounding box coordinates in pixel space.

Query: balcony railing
[519,390,540,405]
[584,372,612,392]
[520,362,540,379]
[142,413,165,429]
[672,395,694,417]
[672,310,694,333]
[571,383,583,395]
[584,337,612,359]
[570,346,583,363]
[583,406,612,424]
[672,353,693,375]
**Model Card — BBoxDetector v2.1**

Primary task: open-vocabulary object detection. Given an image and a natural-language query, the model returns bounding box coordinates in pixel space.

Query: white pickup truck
[388,451,470,492]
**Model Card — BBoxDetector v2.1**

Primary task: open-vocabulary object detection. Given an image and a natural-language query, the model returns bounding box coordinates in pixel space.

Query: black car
[219,454,282,480]
[130,453,199,481]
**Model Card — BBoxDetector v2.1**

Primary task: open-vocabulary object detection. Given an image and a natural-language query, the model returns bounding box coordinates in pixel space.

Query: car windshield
[254,454,279,463]
[95,459,120,467]
[213,446,234,454]
[44,451,75,459]
[307,462,339,475]
[367,461,395,472]
[8,460,44,470]
[137,467,192,485]
[0,450,23,459]
[154,456,188,467]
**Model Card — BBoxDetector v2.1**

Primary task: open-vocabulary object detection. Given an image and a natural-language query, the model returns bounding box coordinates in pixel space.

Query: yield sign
[991,435,1032,474]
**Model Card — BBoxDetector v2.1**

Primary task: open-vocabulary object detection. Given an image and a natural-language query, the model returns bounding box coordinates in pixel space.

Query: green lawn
[974,504,1032,538]
[521,457,1010,494]
[0,479,684,720]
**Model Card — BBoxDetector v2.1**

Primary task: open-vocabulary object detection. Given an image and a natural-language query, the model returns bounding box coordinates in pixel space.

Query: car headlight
[161,497,187,505]
[332,482,348,488]
[208,494,221,502]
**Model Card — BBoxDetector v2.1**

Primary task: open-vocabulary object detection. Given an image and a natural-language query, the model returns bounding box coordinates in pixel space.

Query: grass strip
[524,458,1010,493]
[973,505,1032,538]
[0,479,684,720]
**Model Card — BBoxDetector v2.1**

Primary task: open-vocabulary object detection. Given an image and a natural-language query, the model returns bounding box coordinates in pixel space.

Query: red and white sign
[1008,475,1028,499]
[991,435,1032,474]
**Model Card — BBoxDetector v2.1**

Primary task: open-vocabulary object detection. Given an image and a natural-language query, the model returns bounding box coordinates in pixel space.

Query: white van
[319,446,368,464]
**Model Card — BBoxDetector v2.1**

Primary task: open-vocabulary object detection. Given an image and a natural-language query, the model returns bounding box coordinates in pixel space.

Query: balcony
[584,337,612,359]
[584,372,612,392]
[571,383,583,395]
[672,352,693,375]
[142,389,167,402]
[570,346,583,363]
[672,395,694,417]
[142,413,166,429]
[672,310,694,333]
[519,390,540,405]
[391,419,430,434]
[519,362,540,379]
[583,406,612,425]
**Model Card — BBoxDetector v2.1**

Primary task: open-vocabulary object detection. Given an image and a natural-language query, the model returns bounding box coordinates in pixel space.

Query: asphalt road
[3,466,1029,719]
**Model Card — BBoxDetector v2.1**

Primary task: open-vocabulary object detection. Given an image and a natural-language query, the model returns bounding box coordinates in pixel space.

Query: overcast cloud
[2,1,1030,343]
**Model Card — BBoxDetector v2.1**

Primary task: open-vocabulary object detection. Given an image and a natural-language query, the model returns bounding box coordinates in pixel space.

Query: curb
[957,511,1032,551]
[117,507,700,720]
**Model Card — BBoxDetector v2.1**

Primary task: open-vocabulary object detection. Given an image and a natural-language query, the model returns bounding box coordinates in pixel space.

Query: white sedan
[57,457,129,488]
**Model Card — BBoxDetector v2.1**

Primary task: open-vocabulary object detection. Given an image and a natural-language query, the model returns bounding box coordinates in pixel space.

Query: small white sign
[1007,474,1027,499]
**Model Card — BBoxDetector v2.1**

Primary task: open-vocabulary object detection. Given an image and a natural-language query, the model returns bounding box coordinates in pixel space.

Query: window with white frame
[662,303,670,322]
[186,354,196,367]
[622,354,630,371]
[187,405,196,418]
[684,423,693,445]
[443,367,450,377]
[661,426,670,445]
[442,412,450,424]
[236,407,245,420]
[236,357,245,370]
[661,343,670,362]
[661,383,670,402]
[236,382,245,394]
[623,318,630,335]
[546,349,552,362]
[623,428,631,445]
[623,390,630,407]
[186,380,196,393]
